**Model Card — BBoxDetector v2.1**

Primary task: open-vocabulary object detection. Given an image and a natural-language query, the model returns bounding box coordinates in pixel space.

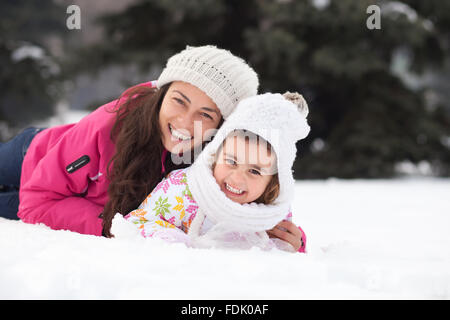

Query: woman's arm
[267,211,307,253]
[18,110,115,236]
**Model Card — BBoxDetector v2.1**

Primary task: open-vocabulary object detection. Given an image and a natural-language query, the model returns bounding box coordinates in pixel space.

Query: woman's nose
[176,111,194,133]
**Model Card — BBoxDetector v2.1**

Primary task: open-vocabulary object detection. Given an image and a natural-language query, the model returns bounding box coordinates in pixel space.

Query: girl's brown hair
[254,173,279,205]
[101,83,188,237]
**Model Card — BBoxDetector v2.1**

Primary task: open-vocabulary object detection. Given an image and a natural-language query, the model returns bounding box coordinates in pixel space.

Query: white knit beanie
[157,45,259,119]
[186,92,310,233]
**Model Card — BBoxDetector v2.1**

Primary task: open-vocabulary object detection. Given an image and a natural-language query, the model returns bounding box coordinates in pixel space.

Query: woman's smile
[169,124,192,142]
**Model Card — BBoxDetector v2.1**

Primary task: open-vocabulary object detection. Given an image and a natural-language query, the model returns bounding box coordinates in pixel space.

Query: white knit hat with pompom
[157,45,259,119]
[186,92,310,234]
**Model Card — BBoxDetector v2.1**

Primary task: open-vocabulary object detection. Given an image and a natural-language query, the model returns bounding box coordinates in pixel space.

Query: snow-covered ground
[2,110,449,299]
[1,177,449,299]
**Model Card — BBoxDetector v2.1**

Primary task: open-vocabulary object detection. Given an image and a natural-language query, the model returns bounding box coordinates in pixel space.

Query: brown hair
[101,83,188,237]
[254,174,279,205]
[215,130,280,205]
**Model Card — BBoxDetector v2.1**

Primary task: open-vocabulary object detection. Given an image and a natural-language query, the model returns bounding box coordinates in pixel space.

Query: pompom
[283,91,309,118]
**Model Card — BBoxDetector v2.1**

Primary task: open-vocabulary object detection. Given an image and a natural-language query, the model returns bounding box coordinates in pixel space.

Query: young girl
[124,92,310,253]
[0,45,260,236]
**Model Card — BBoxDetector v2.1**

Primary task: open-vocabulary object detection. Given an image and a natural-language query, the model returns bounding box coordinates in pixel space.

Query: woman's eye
[249,169,261,176]
[173,97,185,106]
[201,112,213,120]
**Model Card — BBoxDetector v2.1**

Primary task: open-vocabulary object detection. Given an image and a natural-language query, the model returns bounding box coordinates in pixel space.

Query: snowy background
[1,177,449,300]
[1,110,449,299]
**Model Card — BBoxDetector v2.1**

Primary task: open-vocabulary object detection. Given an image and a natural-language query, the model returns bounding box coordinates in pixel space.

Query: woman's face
[213,135,276,204]
[159,81,222,154]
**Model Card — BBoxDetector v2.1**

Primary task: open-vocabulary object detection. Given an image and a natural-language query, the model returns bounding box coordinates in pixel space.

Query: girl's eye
[249,169,261,176]
[225,158,236,166]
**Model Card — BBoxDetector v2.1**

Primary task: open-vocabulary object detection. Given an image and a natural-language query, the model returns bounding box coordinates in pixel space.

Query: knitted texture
[186,93,311,232]
[157,45,259,119]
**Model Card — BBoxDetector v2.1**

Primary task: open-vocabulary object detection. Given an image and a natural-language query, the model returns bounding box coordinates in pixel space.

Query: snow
[11,44,45,62]
[31,102,89,128]
[311,0,330,10]
[1,177,449,299]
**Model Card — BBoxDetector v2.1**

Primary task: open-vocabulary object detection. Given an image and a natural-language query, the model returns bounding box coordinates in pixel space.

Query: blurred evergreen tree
[403,0,450,176]
[0,0,65,139]
[65,0,258,75]
[244,0,449,178]
[73,0,450,178]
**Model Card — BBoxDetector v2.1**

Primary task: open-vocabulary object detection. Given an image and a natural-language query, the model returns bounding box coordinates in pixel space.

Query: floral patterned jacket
[125,168,307,253]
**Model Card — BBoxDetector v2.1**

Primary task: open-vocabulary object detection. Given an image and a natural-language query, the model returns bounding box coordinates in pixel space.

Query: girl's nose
[228,170,246,188]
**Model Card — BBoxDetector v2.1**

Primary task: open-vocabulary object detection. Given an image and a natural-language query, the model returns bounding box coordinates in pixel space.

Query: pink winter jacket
[18,81,157,236]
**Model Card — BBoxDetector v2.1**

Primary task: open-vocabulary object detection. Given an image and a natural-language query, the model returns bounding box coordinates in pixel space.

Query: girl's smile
[222,181,246,200]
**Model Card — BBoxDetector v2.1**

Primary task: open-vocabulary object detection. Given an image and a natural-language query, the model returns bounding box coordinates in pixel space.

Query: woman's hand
[267,220,303,252]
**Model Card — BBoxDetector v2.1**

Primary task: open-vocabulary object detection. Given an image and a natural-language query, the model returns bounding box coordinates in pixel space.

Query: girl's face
[159,81,222,154]
[213,135,277,204]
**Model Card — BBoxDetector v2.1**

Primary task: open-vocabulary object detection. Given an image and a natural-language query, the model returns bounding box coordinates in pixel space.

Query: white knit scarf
[186,161,291,236]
